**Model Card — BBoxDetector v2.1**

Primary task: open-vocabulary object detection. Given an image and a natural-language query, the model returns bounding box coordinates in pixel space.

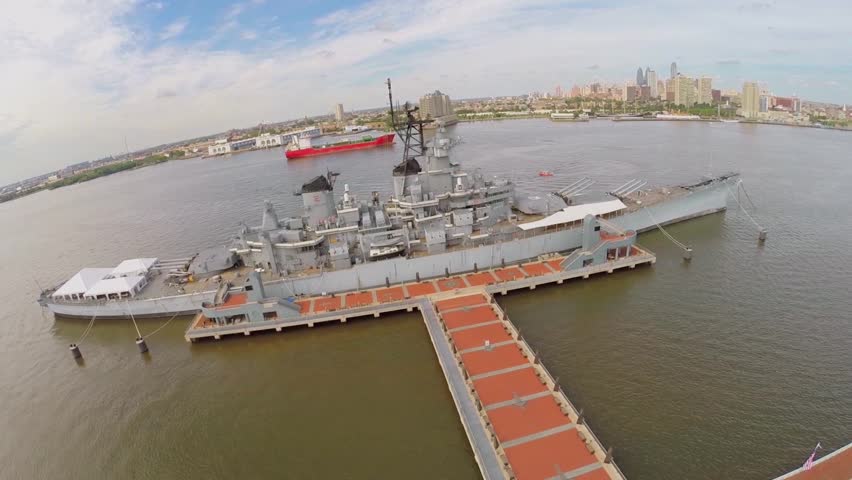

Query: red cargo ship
[285,133,395,160]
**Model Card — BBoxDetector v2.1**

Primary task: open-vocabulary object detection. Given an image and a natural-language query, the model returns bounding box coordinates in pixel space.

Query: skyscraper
[636,68,645,87]
[670,62,678,79]
[742,82,760,118]
[674,75,696,107]
[647,70,658,98]
[334,103,345,122]
[698,76,713,104]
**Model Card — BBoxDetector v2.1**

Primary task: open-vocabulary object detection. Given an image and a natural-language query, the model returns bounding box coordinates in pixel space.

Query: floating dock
[185,248,655,341]
[431,291,626,479]
[184,246,654,479]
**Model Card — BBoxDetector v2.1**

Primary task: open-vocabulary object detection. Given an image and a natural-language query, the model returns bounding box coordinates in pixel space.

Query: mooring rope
[727,181,764,231]
[643,207,690,251]
[74,309,99,346]
[141,313,180,339]
[738,180,758,210]
[126,301,143,339]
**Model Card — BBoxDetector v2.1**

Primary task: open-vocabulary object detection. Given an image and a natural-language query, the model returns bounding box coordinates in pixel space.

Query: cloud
[160,17,188,40]
[226,3,246,18]
[716,60,741,66]
[241,30,258,40]
[587,64,600,70]
[146,1,165,9]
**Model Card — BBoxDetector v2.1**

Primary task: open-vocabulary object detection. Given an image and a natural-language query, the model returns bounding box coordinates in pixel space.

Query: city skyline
[2,0,852,184]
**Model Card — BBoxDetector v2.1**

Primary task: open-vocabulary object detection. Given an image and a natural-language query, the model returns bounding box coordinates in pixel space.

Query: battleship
[39,80,740,319]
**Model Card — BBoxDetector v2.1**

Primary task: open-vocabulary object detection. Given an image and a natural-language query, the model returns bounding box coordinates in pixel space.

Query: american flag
[803,442,822,470]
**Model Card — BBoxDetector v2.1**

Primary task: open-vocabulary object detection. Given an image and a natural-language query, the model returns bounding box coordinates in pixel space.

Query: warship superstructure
[40,80,739,319]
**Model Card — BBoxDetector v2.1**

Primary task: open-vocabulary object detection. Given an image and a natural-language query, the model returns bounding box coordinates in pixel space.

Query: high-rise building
[622,84,639,102]
[698,76,713,104]
[673,75,696,107]
[334,103,345,122]
[657,79,666,100]
[670,62,678,79]
[647,70,658,98]
[742,82,760,118]
[712,89,721,103]
[419,90,453,119]
[636,68,645,87]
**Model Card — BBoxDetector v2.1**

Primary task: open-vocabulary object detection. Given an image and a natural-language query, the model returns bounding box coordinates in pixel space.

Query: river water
[1,119,849,479]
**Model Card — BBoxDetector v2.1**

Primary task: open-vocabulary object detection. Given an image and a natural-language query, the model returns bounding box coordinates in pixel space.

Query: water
[1,119,850,479]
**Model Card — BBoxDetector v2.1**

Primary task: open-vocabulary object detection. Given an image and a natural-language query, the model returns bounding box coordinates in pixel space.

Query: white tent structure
[518,200,626,231]
[52,268,113,300]
[110,258,158,277]
[83,275,148,300]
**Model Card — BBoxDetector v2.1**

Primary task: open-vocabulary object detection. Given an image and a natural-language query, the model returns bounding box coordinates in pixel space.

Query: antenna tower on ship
[386,78,425,163]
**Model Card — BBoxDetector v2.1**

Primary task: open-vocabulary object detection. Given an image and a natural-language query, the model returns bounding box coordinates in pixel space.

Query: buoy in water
[69,343,82,359]
[135,337,148,354]
[683,247,693,261]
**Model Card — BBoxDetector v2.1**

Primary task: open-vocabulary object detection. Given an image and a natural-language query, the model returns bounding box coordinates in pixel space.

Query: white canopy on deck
[517,199,626,231]
[52,268,113,299]
[110,258,158,277]
[83,275,147,299]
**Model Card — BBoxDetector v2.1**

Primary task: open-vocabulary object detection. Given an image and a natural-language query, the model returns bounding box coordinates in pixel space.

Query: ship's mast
[386,78,425,162]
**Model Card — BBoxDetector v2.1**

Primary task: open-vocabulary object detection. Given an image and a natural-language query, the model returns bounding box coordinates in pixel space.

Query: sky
[2,0,851,185]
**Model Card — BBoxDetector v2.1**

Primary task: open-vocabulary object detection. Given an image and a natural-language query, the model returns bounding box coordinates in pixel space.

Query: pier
[771,442,852,480]
[183,245,654,479]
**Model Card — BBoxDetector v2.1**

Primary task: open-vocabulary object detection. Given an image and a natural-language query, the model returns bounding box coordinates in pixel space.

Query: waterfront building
[673,75,696,107]
[420,90,453,119]
[640,85,652,100]
[657,80,666,100]
[670,61,678,79]
[255,133,284,148]
[647,70,658,98]
[712,89,721,103]
[759,95,771,113]
[775,96,801,112]
[698,76,713,104]
[208,139,232,156]
[742,82,760,118]
[622,84,638,102]
[334,103,345,122]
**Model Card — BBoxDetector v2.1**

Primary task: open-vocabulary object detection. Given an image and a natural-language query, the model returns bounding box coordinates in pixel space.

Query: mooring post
[604,446,614,464]
[135,337,148,354]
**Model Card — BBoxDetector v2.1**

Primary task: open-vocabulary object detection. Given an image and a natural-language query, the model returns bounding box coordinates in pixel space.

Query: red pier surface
[285,133,395,159]
[436,294,620,480]
[773,442,852,480]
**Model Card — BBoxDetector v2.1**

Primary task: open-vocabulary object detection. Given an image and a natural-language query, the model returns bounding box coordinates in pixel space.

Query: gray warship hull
[44,179,730,319]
